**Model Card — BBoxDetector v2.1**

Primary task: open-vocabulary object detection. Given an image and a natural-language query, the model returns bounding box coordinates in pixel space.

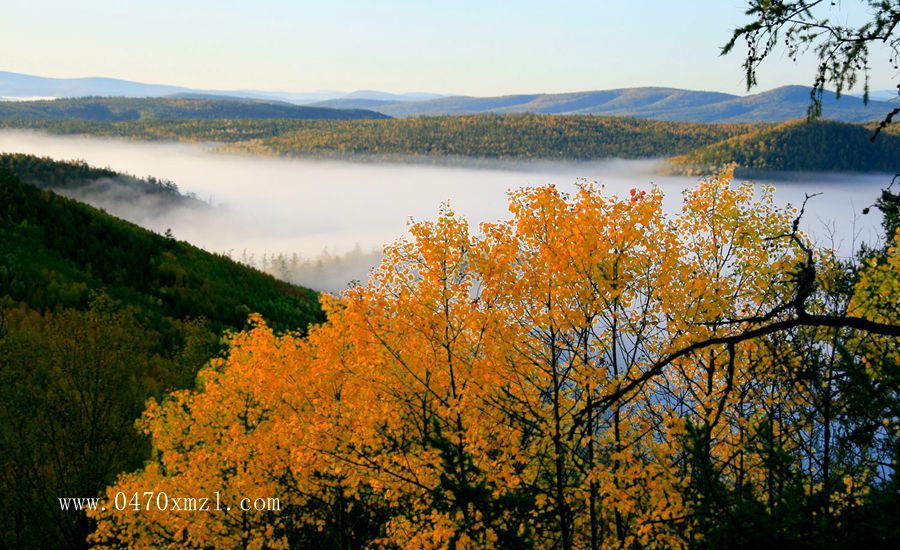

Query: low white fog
[0,130,889,293]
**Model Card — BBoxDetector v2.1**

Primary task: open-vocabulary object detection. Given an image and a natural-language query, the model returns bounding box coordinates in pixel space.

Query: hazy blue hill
[164,92,297,105]
[358,85,891,123]
[339,90,446,101]
[0,70,193,98]
[558,88,738,116]
[521,90,623,114]
[312,94,546,114]
[0,70,317,102]
[308,98,399,110]
[3,71,890,123]
[0,70,446,104]
[0,96,389,121]
[659,86,890,123]
[849,89,899,102]
[369,94,545,116]
[334,88,738,117]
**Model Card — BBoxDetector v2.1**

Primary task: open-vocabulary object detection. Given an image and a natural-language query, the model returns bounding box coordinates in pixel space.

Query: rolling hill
[669,119,900,175]
[0,152,209,222]
[3,71,893,124]
[0,151,203,201]
[0,162,323,330]
[4,114,894,174]
[0,70,191,99]
[239,114,758,160]
[0,96,389,122]
[314,86,894,123]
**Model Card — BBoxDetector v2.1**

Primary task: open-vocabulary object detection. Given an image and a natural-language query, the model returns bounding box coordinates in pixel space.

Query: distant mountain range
[311,86,897,123]
[850,89,899,102]
[0,70,444,104]
[0,70,896,124]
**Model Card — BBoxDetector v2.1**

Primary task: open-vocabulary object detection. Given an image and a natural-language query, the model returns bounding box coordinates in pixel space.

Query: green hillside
[249,114,758,159]
[669,119,900,175]
[0,96,389,122]
[0,152,205,207]
[0,169,321,330]
[0,164,323,548]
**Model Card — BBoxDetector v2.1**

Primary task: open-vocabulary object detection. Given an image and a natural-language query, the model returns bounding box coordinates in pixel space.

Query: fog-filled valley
[0,129,890,293]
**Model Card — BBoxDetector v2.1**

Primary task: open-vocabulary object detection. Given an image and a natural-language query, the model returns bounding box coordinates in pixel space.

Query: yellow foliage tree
[89,170,899,549]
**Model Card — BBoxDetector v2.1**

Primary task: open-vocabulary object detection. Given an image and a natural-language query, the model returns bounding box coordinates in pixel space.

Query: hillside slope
[0,69,191,98]
[0,151,205,207]
[223,114,760,160]
[2,113,893,174]
[0,168,322,330]
[0,164,324,548]
[669,119,900,175]
[0,114,760,160]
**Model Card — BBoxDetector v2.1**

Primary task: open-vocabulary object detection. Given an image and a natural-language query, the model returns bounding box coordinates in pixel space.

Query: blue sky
[1,0,894,95]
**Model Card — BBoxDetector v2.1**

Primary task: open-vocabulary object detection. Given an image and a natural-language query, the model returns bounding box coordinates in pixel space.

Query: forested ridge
[2,108,896,173]
[0,152,204,207]
[0,96,388,122]
[0,163,324,548]
[0,168,321,329]
[0,113,759,159]
[317,84,891,122]
[245,115,758,160]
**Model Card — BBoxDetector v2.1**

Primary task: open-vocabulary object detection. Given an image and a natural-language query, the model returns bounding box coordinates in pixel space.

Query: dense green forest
[247,115,758,159]
[0,116,329,143]
[670,120,900,175]
[0,163,323,548]
[0,96,388,122]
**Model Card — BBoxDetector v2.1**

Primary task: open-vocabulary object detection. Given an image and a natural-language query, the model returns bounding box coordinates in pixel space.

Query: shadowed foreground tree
[0,294,214,549]
[88,169,898,549]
